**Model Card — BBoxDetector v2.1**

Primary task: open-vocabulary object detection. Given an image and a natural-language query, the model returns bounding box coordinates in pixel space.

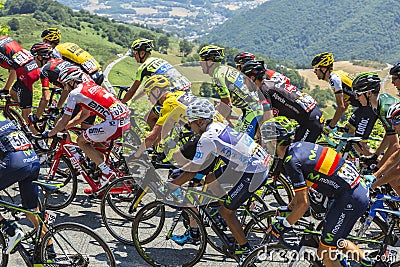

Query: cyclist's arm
[171,171,197,186]
[134,124,162,157]
[56,87,70,109]
[36,87,50,119]
[329,93,347,127]
[372,149,400,189]
[65,108,91,129]
[4,69,16,91]
[121,80,141,104]
[376,134,400,168]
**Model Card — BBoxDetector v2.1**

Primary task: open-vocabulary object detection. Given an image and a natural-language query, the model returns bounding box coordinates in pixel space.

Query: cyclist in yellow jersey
[41,28,104,86]
[121,38,191,104]
[311,52,360,134]
[198,45,265,139]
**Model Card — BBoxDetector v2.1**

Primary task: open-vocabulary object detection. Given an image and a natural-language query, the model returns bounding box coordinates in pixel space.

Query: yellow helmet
[311,52,334,68]
[143,75,172,100]
[199,45,225,62]
[131,38,154,52]
[41,28,61,42]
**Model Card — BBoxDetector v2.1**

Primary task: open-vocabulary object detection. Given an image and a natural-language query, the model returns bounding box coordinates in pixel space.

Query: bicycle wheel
[0,105,24,130]
[0,231,9,266]
[262,174,294,208]
[244,210,275,248]
[101,176,157,245]
[40,155,78,210]
[133,201,207,267]
[241,244,322,267]
[40,222,116,266]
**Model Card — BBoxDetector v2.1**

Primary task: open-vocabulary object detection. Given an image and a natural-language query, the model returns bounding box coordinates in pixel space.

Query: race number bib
[337,162,360,189]
[109,102,128,119]
[7,132,32,151]
[12,49,34,67]
[82,59,97,73]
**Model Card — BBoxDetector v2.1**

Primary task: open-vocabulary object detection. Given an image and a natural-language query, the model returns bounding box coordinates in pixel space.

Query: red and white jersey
[265,69,290,86]
[64,80,130,120]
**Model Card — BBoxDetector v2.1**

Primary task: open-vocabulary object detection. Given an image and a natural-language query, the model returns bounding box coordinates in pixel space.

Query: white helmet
[186,98,215,122]
[58,66,84,84]
[386,102,400,119]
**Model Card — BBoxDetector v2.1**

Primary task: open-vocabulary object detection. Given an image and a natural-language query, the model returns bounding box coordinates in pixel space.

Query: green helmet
[131,38,154,52]
[198,45,225,62]
[352,72,381,94]
[260,116,296,143]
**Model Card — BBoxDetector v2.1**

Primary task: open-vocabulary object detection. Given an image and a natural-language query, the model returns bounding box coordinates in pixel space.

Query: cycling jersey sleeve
[192,136,217,166]
[64,89,79,116]
[329,73,343,93]
[213,67,230,99]
[283,153,307,191]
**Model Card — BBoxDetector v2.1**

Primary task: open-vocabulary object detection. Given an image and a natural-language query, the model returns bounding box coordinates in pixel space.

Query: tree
[179,40,193,57]
[7,18,20,31]
[0,0,8,35]
[157,35,169,53]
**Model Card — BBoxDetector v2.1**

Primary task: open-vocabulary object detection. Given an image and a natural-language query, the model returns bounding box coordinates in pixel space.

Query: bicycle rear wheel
[40,222,116,266]
[0,232,9,267]
[262,174,294,208]
[132,201,207,267]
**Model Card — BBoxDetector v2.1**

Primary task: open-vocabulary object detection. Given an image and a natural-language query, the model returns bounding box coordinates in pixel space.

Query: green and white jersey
[378,93,400,135]
[135,57,191,92]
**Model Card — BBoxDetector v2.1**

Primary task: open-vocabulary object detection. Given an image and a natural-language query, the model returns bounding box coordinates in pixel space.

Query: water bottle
[210,208,227,230]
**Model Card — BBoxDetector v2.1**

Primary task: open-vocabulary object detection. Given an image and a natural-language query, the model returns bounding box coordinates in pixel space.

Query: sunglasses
[392,76,400,83]
[392,119,400,126]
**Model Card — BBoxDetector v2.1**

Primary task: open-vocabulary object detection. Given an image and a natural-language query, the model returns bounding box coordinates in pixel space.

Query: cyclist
[41,28,104,86]
[234,51,290,85]
[312,52,360,134]
[390,62,400,96]
[168,98,269,264]
[370,103,400,195]
[241,60,323,142]
[133,74,198,159]
[0,36,47,133]
[199,45,264,138]
[42,66,130,191]
[30,42,96,129]
[261,118,370,267]
[346,72,381,156]
[121,38,191,104]
[0,113,51,254]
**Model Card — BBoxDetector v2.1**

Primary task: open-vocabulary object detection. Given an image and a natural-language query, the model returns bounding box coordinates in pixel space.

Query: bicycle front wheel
[132,201,207,267]
[40,222,116,266]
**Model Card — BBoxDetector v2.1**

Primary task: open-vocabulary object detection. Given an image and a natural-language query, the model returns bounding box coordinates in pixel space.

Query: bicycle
[0,181,116,266]
[37,128,131,210]
[132,180,271,267]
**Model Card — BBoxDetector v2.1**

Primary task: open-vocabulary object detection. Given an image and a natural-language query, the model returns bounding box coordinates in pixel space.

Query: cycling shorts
[215,166,267,210]
[83,118,130,143]
[321,182,369,247]
[294,106,323,143]
[0,151,40,209]
[12,62,40,108]
[237,109,262,139]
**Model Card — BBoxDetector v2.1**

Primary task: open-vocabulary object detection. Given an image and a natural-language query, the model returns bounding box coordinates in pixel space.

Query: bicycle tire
[41,155,78,210]
[0,105,24,129]
[101,176,158,245]
[132,201,206,267]
[0,231,9,266]
[40,222,116,266]
[244,210,275,248]
[241,244,322,267]
[262,174,294,208]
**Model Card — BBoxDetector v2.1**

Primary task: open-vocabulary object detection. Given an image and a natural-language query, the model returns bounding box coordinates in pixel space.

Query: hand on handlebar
[268,217,292,238]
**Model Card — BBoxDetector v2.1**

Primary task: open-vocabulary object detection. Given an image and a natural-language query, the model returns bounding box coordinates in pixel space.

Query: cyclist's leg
[295,108,323,143]
[237,110,262,139]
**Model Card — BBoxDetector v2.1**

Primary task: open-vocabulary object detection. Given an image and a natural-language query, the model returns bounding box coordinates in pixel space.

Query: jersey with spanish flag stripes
[283,141,360,198]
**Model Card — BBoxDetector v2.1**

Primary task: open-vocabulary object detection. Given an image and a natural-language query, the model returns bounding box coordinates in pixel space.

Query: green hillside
[202,0,400,66]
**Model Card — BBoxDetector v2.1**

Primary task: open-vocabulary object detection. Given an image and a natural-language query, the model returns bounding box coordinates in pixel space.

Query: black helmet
[390,62,400,76]
[30,42,53,59]
[234,52,255,66]
[241,60,266,80]
[352,72,381,95]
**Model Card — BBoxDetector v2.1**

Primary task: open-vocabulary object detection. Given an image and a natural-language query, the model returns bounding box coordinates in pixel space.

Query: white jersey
[192,122,270,173]
[329,73,343,92]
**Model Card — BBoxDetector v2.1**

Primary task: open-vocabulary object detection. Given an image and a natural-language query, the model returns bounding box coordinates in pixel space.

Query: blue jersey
[284,142,360,198]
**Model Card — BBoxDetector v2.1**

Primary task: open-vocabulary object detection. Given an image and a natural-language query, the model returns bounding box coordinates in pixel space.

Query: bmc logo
[89,127,104,134]
[88,101,111,117]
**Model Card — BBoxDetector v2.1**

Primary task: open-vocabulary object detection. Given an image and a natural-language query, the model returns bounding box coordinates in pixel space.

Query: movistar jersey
[192,122,270,173]
[284,142,360,198]
[213,65,261,112]
[0,117,33,157]
[135,57,191,92]
[259,80,317,120]
[56,42,101,74]
[377,93,400,135]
